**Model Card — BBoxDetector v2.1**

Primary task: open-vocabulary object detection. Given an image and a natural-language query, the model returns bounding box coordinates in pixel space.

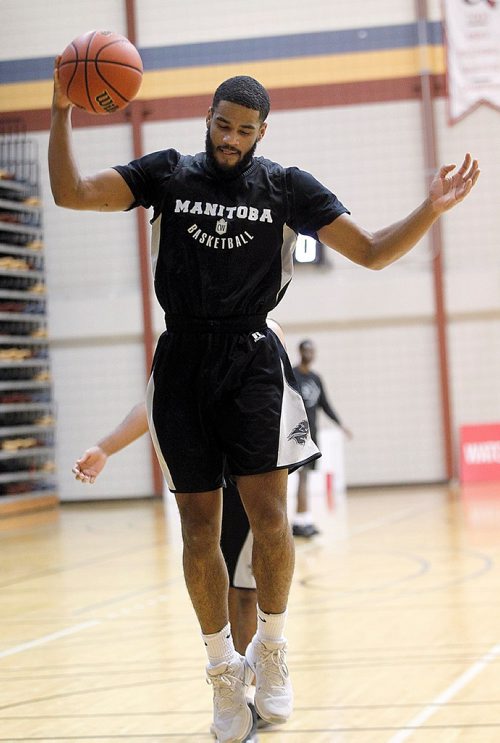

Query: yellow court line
[0,47,446,113]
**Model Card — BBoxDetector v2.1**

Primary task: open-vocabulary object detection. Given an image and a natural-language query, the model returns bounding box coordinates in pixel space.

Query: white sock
[202,622,236,666]
[294,511,313,526]
[256,604,287,643]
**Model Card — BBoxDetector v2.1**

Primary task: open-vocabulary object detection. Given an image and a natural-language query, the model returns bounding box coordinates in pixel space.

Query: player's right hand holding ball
[52,57,72,112]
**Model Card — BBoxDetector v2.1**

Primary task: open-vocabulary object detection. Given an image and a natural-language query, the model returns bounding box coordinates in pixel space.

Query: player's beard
[205,129,257,180]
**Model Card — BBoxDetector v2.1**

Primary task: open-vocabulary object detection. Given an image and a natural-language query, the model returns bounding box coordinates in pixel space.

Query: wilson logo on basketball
[95,90,119,113]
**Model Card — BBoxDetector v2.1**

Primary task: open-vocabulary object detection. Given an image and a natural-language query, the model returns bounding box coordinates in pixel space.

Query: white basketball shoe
[245,636,293,724]
[206,653,253,742]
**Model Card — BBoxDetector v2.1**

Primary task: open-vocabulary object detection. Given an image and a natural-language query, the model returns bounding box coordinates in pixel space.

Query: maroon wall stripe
[1,75,446,133]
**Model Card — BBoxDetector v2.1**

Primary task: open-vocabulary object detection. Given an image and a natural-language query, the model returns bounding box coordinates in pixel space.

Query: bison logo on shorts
[287,420,310,446]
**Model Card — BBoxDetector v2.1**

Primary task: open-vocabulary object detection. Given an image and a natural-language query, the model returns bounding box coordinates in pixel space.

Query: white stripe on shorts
[277,359,319,468]
[146,373,175,491]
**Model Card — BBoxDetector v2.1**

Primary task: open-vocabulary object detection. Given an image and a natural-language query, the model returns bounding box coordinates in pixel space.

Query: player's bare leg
[238,470,293,614]
[238,470,294,725]
[175,489,228,633]
[175,489,253,742]
[229,587,257,654]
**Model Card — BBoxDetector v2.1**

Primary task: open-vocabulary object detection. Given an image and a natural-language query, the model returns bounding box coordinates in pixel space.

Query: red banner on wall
[460,423,500,482]
[443,0,500,124]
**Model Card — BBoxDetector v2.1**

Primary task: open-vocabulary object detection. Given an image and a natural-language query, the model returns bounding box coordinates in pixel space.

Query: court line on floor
[0,504,436,662]
[0,592,176,662]
[296,502,438,556]
[0,621,100,660]
[387,642,500,743]
[349,503,438,538]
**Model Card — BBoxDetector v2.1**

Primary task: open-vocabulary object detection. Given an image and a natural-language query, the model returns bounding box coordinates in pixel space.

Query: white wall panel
[427,0,444,22]
[52,342,152,501]
[285,323,445,485]
[435,101,500,276]
[1,0,127,61]
[137,0,417,47]
[449,319,500,433]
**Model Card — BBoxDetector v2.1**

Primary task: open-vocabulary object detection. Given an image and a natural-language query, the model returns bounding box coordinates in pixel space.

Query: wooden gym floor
[1,479,500,742]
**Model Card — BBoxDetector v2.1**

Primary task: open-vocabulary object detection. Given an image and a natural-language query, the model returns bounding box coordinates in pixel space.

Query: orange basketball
[58,30,143,115]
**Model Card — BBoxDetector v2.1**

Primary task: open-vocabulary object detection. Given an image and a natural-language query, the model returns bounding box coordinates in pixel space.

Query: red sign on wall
[460,423,500,483]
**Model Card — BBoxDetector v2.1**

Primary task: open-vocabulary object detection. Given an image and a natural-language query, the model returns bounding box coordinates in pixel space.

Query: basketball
[58,30,143,115]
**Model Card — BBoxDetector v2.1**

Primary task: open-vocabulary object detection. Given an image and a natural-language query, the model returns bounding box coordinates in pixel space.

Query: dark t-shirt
[292,367,342,442]
[114,150,349,319]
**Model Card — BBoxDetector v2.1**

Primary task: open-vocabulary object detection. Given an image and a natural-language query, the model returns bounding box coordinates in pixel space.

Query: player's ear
[206,107,213,128]
[257,122,267,141]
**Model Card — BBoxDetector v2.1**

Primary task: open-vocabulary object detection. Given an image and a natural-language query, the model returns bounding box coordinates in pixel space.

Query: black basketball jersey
[114,150,349,319]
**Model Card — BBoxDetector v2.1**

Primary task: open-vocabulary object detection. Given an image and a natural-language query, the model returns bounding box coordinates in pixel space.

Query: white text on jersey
[175,200,273,223]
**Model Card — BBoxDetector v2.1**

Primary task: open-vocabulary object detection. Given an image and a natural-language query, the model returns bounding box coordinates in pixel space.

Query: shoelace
[258,646,289,690]
[207,669,247,714]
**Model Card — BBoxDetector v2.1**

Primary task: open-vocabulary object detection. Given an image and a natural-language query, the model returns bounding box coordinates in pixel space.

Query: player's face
[301,342,315,365]
[206,101,266,171]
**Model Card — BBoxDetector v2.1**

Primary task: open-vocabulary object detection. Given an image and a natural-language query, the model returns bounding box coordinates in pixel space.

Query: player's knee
[237,588,257,612]
[183,529,219,557]
[250,503,288,538]
[180,516,220,554]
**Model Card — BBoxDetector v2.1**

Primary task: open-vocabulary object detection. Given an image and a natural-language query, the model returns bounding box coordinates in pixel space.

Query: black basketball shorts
[146,317,320,493]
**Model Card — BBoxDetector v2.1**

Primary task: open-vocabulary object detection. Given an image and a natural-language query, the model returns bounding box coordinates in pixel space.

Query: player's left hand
[429,153,480,213]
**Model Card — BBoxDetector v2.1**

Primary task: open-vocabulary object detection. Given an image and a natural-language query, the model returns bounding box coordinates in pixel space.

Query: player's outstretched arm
[318,382,353,438]
[73,446,109,484]
[72,402,148,484]
[340,424,353,439]
[49,57,134,212]
[318,154,480,270]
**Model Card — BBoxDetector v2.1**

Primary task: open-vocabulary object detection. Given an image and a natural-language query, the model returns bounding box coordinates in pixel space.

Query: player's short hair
[212,76,271,122]
[299,339,314,351]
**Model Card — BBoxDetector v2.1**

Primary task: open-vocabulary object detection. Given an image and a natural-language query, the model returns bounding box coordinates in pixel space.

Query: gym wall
[1,0,498,497]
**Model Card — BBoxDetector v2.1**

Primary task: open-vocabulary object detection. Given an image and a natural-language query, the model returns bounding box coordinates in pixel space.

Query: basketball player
[292,339,352,537]
[74,317,285,742]
[49,65,479,742]
[73,319,285,743]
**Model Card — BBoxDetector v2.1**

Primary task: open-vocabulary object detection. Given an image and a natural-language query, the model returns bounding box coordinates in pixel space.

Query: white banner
[443,0,500,123]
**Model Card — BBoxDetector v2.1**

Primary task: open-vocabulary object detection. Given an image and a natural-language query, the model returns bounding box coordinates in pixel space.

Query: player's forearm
[95,403,149,457]
[48,106,86,209]
[325,408,342,426]
[368,198,440,269]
